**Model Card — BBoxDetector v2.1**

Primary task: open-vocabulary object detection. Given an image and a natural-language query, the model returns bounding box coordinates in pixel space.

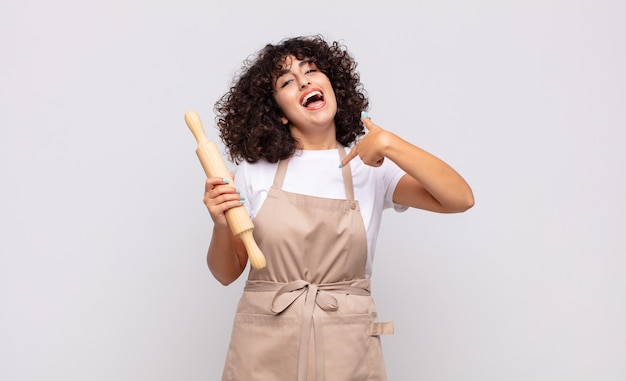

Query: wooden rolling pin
[184,110,266,269]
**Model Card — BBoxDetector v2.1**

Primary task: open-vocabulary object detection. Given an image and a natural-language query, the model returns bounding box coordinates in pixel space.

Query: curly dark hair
[214,35,369,164]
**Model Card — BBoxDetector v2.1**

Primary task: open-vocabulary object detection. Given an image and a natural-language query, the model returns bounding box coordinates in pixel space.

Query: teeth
[301,91,322,106]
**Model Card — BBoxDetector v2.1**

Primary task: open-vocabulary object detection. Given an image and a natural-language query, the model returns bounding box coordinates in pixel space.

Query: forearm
[207,224,247,285]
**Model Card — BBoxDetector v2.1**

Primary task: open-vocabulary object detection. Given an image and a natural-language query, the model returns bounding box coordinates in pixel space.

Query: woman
[203,35,474,381]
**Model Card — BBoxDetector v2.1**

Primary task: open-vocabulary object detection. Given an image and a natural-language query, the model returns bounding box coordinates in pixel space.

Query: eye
[304,62,318,75]
[277,76,294,89]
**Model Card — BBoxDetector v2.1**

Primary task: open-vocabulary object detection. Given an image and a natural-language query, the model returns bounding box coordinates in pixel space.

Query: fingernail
[239,197,246,201]
[236,190,241,194]
[338,162,343,168]
[223,178,230,184]
[361,111,368,118]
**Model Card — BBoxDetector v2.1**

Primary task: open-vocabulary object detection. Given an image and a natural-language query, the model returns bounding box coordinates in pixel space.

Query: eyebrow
[274,59,314,86]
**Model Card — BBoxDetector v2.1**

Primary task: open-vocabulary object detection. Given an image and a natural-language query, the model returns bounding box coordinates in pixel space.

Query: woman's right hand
[204,176,249,285]
[203,177,244,227]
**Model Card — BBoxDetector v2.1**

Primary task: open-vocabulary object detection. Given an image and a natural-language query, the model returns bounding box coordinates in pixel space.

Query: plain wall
[2,0,625,380]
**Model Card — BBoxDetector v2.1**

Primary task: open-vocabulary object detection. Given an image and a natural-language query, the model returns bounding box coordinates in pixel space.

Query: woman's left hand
[340,113,390,168]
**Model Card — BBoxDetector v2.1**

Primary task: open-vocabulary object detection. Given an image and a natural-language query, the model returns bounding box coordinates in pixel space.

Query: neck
[290,127,337,150]
[298,140,337,150]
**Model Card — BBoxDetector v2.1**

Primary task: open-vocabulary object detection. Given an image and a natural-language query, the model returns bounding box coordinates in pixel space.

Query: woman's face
[272,55,337,135]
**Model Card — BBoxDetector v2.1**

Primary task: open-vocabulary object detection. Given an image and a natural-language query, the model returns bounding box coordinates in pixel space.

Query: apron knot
[269,280,341,314]
[270,279,309,314]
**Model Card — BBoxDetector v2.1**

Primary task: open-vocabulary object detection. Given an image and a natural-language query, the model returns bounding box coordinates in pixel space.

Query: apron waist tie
[245,279,372,381]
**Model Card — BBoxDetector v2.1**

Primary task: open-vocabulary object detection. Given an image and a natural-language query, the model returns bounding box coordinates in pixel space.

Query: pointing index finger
[339,147,358,168]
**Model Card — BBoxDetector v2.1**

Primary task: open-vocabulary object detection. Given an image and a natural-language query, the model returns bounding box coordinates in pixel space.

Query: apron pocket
[320,314,374,381]
[223,313,302,381]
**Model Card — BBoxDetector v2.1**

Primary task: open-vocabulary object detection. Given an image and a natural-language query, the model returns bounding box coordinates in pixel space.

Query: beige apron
[222,144,393,381]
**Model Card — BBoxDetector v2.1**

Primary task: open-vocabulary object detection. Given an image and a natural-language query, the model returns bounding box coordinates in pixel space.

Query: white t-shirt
[234,147,407,277]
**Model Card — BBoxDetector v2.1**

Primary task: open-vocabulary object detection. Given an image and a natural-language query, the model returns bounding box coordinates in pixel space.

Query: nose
[298,77,310,89]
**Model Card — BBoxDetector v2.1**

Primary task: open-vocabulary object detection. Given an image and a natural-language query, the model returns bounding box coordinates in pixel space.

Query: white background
[2,0,625,380]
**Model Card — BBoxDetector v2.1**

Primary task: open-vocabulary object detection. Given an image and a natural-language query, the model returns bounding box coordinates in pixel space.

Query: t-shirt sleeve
[233,162,252,216]
[233,160,276,219]
[381,159,409,212]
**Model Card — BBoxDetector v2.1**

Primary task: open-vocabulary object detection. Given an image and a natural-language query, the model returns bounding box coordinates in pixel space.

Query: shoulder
[236,159,278,175]
[235,159,277,189]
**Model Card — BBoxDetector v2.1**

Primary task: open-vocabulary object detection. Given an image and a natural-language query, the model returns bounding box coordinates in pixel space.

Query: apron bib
[222,144,393,381]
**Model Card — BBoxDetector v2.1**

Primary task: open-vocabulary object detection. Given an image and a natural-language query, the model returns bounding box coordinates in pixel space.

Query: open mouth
[300,90,325,108]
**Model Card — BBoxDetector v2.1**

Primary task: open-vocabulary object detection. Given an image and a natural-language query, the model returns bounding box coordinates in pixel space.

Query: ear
[280,116,289,125]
